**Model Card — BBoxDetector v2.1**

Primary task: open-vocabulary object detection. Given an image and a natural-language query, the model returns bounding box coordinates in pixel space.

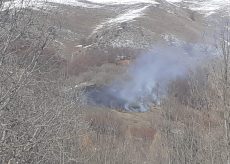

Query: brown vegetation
[0,1,229,164]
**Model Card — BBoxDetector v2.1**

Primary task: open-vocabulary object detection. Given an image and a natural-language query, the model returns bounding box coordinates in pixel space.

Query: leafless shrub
[0,1,89,163]
[68,54,110,75]
[160,22,230,163]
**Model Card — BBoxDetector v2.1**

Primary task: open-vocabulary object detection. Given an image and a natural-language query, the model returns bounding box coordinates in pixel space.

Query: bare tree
[0,1,89,163]
[220,20,230,164]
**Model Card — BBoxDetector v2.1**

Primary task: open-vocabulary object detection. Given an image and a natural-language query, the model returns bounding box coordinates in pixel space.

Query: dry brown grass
[68,54,110,75]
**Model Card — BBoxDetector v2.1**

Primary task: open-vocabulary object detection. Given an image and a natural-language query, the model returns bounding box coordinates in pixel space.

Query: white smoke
[109,44,214,112]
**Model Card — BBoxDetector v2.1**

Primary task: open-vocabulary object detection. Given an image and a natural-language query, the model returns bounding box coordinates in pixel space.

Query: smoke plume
[86,43,214,112]
[108,44,214,112]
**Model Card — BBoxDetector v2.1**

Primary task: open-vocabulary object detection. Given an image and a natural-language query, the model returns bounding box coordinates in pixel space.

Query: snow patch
[2,0,102,10]
[3,0,159,10]
[166,0,182,2]
[167,0,230,16]
[86,0,159,5]
[2,0,45,10]
[162,34,185,46]
[46,0,102,8]
[93,6,150,33]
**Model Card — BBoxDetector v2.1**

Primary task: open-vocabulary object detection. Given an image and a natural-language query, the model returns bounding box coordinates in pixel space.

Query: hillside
[0,0,230,163]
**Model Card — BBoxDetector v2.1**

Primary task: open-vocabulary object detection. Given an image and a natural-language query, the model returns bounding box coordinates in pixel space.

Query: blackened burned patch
[85,86,126,109]
[84,86,149,112]
[82,44,214,112]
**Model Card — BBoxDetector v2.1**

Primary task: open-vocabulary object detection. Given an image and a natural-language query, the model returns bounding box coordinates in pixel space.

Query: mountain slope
[3,0,225,51]
[36,0,206,49]
[166,0,230,16]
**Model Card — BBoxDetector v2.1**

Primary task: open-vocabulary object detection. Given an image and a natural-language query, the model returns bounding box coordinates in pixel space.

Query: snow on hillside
[93,5,151,33]
[166,0,182,2]
[4,0,228,16]
[85,0,159,5]
[3,0,159,35]
[189,0,230,16]
[167,0,230,16]
[3,0,159,10]
[2,0,102,10]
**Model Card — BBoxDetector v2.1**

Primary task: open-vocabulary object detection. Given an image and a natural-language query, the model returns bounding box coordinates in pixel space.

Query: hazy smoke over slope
[87,44,214,112]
